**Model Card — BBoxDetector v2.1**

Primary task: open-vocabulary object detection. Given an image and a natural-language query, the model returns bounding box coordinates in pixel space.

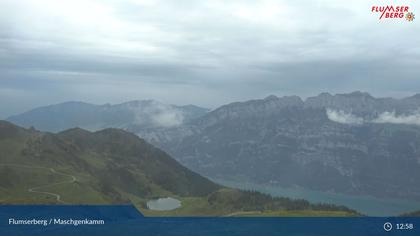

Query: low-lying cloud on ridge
[326,109,420,126]
[129,101,184,128]
[326,109,364,125]
[151,109,184,128]
[372,111,420,126]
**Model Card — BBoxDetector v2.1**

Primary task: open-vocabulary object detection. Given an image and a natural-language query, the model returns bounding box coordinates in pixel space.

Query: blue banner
[0,205,419,235]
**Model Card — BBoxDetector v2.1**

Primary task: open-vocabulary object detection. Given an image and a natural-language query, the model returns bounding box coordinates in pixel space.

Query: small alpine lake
[147,197,181,211]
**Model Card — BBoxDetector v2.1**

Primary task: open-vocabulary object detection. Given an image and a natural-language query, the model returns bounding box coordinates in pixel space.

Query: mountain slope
[0,120,219,202]
[0,121,357,216]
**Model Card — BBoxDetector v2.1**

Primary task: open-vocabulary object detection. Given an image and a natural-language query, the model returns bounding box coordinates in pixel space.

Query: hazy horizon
[4,90,420,119]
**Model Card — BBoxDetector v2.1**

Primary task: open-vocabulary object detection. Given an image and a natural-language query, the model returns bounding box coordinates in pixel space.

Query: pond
[147,197,181,211]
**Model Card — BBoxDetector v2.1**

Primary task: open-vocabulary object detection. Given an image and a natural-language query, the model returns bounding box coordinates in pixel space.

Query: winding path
[224,211,261,217]
[0,164,77,203]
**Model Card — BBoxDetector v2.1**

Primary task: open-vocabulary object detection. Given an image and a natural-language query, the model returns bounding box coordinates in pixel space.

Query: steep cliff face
[141,92,420,201]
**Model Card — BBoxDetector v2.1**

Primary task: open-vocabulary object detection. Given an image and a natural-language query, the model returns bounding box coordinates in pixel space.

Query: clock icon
[384,222,393,232]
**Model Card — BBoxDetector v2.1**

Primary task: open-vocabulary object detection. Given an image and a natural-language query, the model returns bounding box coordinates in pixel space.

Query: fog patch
[151,109,184,127]
[326,109,420,126]
[373,111,420,126]
[128,100,184,128]
[326,109,364,125]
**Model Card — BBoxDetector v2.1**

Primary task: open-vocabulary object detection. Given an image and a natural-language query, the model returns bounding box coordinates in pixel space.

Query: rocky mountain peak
[338,91,373,99]
[264,95,278,100]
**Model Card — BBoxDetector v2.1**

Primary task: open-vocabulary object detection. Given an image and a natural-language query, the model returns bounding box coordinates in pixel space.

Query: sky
[1,0,420,118]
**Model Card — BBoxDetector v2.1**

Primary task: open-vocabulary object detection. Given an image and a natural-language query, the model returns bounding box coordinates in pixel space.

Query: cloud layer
[1,0,420,118]
[327,109,420,126]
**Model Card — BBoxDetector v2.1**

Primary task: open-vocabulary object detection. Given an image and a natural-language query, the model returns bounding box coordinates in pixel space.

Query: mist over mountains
[8,91,420,132]
[6,92,420,201]
[321,92,420,125]
[7,100,209,132]
[327,109,420,126]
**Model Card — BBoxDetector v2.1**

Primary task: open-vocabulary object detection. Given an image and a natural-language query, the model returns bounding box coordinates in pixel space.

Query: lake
[214,179,420,216]
[147,197,181,211]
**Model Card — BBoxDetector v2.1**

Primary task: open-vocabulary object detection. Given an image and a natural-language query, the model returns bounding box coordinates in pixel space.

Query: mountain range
[145,92,420,201]
[6,92,420,202]
[7,100,209,132]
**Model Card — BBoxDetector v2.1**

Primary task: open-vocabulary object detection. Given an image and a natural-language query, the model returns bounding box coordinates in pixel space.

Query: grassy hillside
[0,121,358,216]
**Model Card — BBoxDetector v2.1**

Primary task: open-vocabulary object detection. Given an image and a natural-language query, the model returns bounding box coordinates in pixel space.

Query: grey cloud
[1,0,420,118]
[1,48,198,80]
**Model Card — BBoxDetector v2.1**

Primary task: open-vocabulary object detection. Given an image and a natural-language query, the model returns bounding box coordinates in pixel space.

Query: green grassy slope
[0,120,358,216]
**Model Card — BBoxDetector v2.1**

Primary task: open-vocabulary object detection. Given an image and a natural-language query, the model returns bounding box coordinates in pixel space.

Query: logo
[406,12,415,21]
[371,5,415,21]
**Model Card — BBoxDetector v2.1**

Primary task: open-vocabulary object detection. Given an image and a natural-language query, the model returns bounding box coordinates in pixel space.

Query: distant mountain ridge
[206,91,420,121]
[7,100,209,132]
[305,91,420,118]
[8,92,420,133]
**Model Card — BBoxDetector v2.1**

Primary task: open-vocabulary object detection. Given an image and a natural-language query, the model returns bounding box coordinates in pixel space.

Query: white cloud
[152,110,184,127]
[373,111,420,126]
[327,109,420,126]
[129,101,184,128]
[326,109,364,125]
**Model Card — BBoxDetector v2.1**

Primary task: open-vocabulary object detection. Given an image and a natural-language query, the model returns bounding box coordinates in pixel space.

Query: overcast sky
[1,0,419,118]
